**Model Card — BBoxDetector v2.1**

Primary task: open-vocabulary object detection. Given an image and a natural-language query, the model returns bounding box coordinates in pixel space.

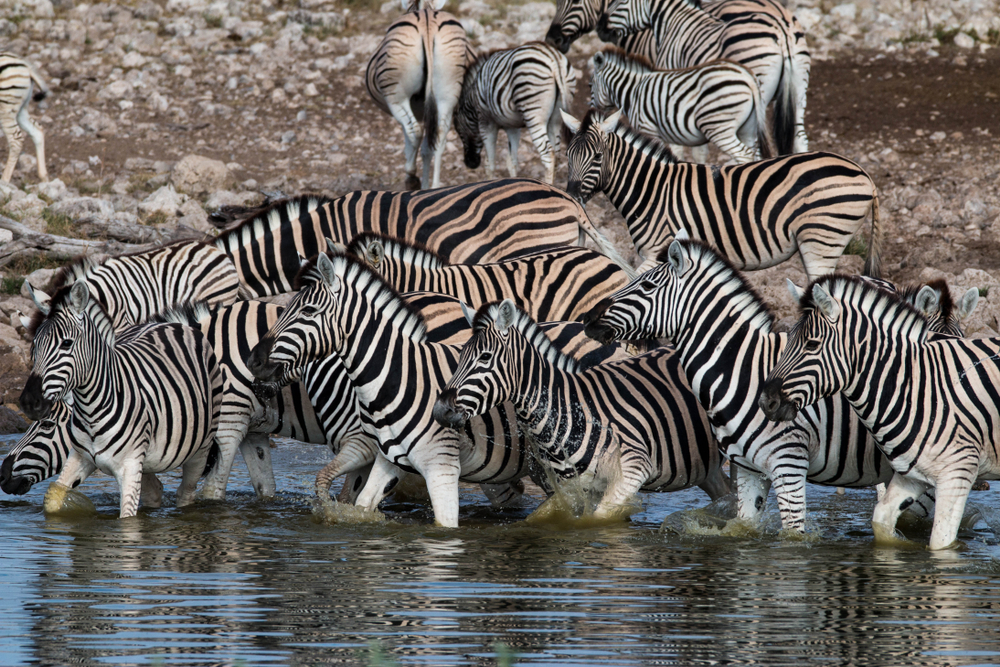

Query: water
[2,434,999,667]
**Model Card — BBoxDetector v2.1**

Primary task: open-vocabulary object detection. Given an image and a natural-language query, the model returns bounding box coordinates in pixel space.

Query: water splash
[42,481,98,516]
[524,473,641,528]
[312,498,387,525]
[660,493,821,542]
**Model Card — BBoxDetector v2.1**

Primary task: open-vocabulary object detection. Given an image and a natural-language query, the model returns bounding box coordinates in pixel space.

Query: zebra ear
[25,281,51,316]
[913,285,941,317]
[460,300,475,327]
[16,309,30,330]
[958,287,979,321]
[69,280,90,314]
[811,283,841,323]
[786,279,806,304]
[494,299,517,332]
[366,240,384,267]
[325,237,346,255]
[666,240,690,276]
[674,228,689,241]
[297,253,309,269]
[599,110,622,133]
[316,251,342,293]
[560,109,581,136]
[592,51,605,68]
[431,0,447,9]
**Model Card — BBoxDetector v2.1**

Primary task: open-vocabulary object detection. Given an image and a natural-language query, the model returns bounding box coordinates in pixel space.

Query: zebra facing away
[0,53,48,183]
[589,48,773,164]
[563,109,882,279]
[759,275,1000,550]
[433,300,730,518]
[18,281,224,519]
[602,0,810,155]
[581,241,959,532]
[454,42,576,185]
[366,0,472,189]
[211,183,635,298]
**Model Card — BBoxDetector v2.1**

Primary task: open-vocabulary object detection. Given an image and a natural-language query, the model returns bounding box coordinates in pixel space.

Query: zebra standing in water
[211,184,635,298]
[454,42,576,185]
[434,300,729,518]
[563,109,881,278]
[582,241,968,532]
[759,275,1000,550]
[366,0,472,189]
[0,53,48,182]
[602,0,810,155]
[588,48,773,164]
[18,281,224,518]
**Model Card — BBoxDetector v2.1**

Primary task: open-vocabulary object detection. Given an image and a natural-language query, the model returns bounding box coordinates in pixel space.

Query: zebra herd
[1,0,997,551]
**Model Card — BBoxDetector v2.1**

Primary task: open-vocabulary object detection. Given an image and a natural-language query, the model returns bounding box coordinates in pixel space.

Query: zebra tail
[773,54,796,155]
[422,12,439,155]
[555,60,576,147]
[863,190,884,280]
[576,206,640,280]
[754,83,776,160]
[30,69,49,102]
[202,441,221,478]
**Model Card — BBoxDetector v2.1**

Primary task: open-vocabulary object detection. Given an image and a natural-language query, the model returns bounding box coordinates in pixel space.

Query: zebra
[581,240,967,532]
[758,275,1000,550]
[454,42,576,185]
[211,183,636,299]
[563,109,882,279]
[433,299,730,518]
[18,280,224,518]
[245,251,548,527]
[602,0,810,154]
[0,53,48,183]
[547,0,657,58]
[588,48,773,164]
[347,232,629,322]
[366,0,473,189]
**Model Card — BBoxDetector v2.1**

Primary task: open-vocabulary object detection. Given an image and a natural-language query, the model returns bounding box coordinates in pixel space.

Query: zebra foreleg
[503,127,522,178]
[525,114,556,184]
[140,473,163,509]
[871,472,930,544]
[698,462,732,501]
[238,432,276,499]
[44,453,98,513]
[354,453,407,513]
[406,442,462,527]
[481,121,500,180]
[735,464,772,524]
[16,100,46,181]
[481,480,526,508]
[928,467,978,550]
[315,431,378,505]
[200,390,254,501]
[770,473,808,533]
[115,454,147,519]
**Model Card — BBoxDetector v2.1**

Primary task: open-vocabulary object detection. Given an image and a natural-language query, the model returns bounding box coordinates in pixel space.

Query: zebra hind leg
[387,100,423,189]
[504,127,521,178]
[115,454,147,519]
[314,431,378,506]
[238,432,276,499]
[928,468,977,550]
[140,473,163,508]
[0,105,25,183]
[16,100,46,181]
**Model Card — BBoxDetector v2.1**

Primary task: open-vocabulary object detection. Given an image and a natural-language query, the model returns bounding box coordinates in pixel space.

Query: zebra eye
[59,339,73,350]
[639,280,656,292]
[300,305,318,317]
[478,351,493,364]
[804,339,822,353]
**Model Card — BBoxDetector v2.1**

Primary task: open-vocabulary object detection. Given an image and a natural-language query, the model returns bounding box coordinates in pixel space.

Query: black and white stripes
[0,52,48,183]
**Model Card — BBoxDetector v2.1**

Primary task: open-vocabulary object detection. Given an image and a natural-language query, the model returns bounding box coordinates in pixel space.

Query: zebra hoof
[404,174,421,190]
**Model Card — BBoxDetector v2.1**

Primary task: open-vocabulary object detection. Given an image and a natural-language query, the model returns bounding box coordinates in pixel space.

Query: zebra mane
[148,301,214,327]
[212,194,333,244]
[801,274,930,340]
[898,278,954,322]
[347,232,447,270]
[473,301,579,372]
[595,46,655,73]
[656,240,776,331]
[579,108,680,164]
[296,253,428,342]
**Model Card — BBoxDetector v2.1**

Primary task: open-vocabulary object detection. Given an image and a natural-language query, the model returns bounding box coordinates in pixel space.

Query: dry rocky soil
[0,0,998,429]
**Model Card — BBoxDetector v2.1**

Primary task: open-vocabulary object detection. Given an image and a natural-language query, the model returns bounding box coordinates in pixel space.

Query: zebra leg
[928,468,977,550]
[481,480,525,508]
[315,431,378,505]
[770,472,808,532]
[140,473,163,509]
[387,101,423,189]
[238,432,276,499]
[200,386,254,501]
[699,463,732,501]
[524,113,555,184]
[115,454,146,519]
[797,238,847,284]
[504,127,521,178]
[688,144,711,164]
[593,444,649,519]
[44,453,98,513]
[735,464,772,523]
[871,472,929,543]
[16,101,46,181]
[1,108,25,183]
[336,465,375,504]
[405,441,462,527]
[354,453,406,513]
[481,120,500,180]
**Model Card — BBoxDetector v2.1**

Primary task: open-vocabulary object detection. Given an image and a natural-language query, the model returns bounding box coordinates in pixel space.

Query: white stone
[953,32,976,49]
[48,197,115,221]
[830,3,857,20]
[139,185,188,217]
[0,228,12,245]
[171,154,233,196]
[28,179,70,202]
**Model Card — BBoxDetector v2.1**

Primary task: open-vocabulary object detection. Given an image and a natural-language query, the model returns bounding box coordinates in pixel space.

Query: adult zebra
[602,0,810,154]
[454,42,576,185]
[434,300,729,518]
[366,0,472,189]
[18,281,224,518]
[563,109,881,279]
[211,182,635,298]
[582,241,968,532]
[588,48,773,164]
[347,233,628,322]
[759,275,1000,550]
[0,52,48,182]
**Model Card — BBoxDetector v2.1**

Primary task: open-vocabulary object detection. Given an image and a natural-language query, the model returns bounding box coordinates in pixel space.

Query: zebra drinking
[366,0,472,189]
[434,299,729,519]
[759,275,1000,550]
[563,109,881,278]
[454,42,576,185]
[0,53,48,183]
[588,48,773,164]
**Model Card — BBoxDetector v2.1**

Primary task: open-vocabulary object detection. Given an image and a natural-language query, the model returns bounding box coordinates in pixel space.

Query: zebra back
[211,184,588,298]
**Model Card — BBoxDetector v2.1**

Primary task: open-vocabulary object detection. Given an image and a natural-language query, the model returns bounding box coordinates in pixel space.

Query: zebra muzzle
[758,378,799,422]
[246,339,281,382]
[544,26,571,54]
[433,390,468,430]
[581,300,617,345]
[0,456,33,495]
[19,374,53,421]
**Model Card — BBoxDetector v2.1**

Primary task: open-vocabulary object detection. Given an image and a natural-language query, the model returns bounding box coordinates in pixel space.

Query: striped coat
[0,52,48,182]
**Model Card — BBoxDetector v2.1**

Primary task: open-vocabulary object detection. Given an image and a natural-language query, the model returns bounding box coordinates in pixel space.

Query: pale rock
[205,190,261,209]
[0,228,12,245]
[139,184,188,217]
[122,51,147,68]
[78,109,118,137]
[171,154,233,196]
[959,268,999,286]
[830,3,857,20]
[0,181,22,202]
[0,295,33,319]
[794,6,823,31]
[48,196,115,221]
[24,267,57,292]
[17,154,37,175]
[953,32,975,49]
[28,178,70,202]
[6,193,47,221]
[98,79,134,101]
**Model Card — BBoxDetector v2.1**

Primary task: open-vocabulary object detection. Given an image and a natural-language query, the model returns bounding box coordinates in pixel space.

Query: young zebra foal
[588,48,773,164]
[18,281,224,518]
[455,42,576,185]
[759,275,1000,550]
[434,300,729,518]
[0,53,49,182]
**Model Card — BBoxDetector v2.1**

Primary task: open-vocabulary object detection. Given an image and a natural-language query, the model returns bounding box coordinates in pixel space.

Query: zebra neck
[654,1,721,66]
[337,317,431,412]
[71,333,124,412]
[603,133,678,237]
[510,345,585,445]
[842,335,918,449]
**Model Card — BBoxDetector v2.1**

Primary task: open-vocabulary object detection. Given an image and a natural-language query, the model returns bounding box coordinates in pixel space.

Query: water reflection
[1,435,999,666]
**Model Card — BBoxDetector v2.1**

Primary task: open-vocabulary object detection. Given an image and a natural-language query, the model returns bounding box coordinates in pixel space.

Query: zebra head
[434,299,528,430]
[546,0,606,53]
[563,109,621,204]
[20,280,108,421]
[0,400,74,495]
[347,232,447,288]
[247,252,348,384]
[603,0,652,40]
[454,59,485,170]
[902,281,979,338]
[589,49,651,112]
[760,276,914,422]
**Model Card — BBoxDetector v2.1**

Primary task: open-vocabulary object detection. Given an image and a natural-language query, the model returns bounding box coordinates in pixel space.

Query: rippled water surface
[2,435,999,666]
